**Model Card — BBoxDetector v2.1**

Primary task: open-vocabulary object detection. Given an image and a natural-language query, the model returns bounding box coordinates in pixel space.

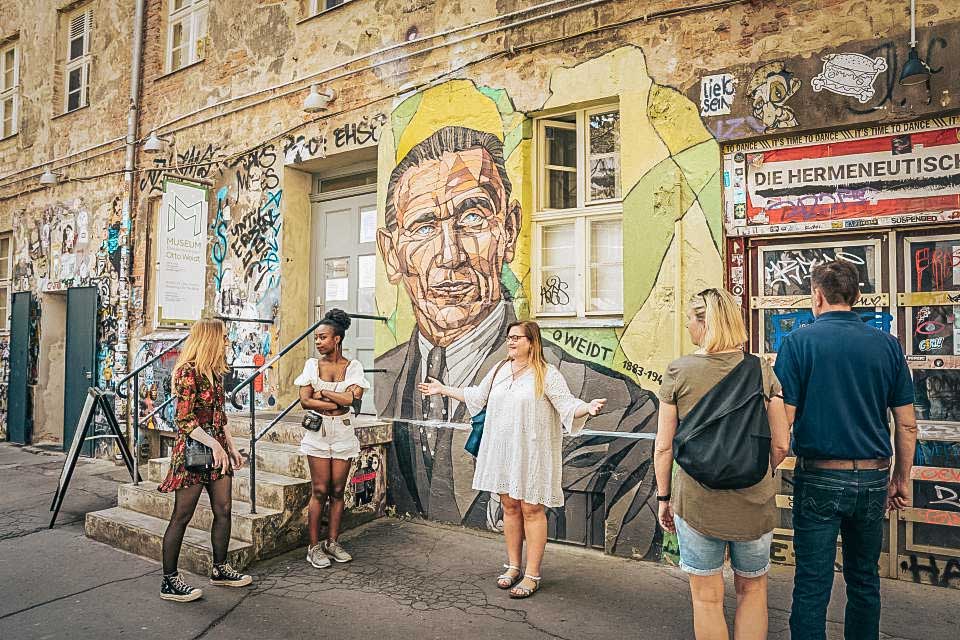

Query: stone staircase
[85,412,392,575]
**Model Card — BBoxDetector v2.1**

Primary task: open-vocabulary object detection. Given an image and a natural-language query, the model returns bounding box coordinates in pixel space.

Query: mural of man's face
[380,146,521,347]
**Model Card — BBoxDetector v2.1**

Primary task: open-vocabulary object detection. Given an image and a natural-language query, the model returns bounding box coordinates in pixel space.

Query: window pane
[194,8,208,60]
[2,98,13,138]
[762,245,876,297]
[912,306,959,355]
[542,223,575,267]
[910,240,960,292]
[3,49,14,89]
[69,36,85,61]
[547,169,576,209]
[540,268,575,314]
[171,48,183,71]
[171,21,185,68]
[590,220,622,312]
[68,67,82,92]
[326,0,346,8]
[546,126,576,168]
[172,0,188,11]
[589,111,619,155]
[590,265,622,312]
[588,111,620,201]
[541,223,576,314]
[590,220,622,263]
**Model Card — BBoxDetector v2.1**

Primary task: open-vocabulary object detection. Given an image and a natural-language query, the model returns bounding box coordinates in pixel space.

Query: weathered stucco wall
[2,0,959,570]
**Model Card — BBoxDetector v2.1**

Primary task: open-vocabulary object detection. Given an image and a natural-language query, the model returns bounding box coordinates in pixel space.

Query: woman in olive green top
[654,288,790,640]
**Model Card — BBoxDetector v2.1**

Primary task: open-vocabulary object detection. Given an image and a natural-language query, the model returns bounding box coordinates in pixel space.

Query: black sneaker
[160,573,203,602]
[210,563,252,587]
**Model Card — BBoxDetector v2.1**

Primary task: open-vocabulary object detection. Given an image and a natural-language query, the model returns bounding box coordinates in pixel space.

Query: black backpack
[673,353,772,490]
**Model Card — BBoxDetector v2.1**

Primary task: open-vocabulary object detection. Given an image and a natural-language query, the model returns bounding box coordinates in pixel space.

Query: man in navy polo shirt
[775,260,917,640]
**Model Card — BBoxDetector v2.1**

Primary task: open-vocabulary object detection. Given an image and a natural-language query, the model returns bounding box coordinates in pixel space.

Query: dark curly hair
[320,308,351,340]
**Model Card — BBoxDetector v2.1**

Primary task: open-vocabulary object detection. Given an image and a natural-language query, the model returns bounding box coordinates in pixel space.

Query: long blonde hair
[508,320,548,397]
[173,318,229,383]
[689,288,747,353]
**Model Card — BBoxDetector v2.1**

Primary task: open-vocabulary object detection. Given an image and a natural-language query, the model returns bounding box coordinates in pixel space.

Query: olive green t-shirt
[659,351,782,541]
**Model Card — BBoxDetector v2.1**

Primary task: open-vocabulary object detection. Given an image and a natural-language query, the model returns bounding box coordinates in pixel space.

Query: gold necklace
[511,361,530,378]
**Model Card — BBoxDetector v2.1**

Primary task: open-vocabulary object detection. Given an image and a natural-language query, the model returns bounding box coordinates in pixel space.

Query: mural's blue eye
[461,212,483,225]
[414,224,436,237]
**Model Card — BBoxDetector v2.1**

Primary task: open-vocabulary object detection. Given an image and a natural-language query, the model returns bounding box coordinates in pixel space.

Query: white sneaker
[322,539,353,563]
[307,543,331,568]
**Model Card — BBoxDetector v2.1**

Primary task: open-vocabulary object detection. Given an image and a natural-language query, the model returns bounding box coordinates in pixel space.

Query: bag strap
[483,360,510,405]
[679,353,765,430]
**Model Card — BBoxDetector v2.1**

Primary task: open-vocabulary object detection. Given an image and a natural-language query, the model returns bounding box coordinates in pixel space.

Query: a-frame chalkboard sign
[49,388,140,528]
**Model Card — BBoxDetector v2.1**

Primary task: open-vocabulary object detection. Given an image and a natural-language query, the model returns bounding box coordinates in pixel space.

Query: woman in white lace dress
[419,321,605,599]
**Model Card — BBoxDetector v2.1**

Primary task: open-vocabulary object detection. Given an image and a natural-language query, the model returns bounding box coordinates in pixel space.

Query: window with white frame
[65,9,93,113]
[310,0,350,15]
[534,106,623,319]
[0,233,12,332]
[0,42,18,139]
[167,0,208,72]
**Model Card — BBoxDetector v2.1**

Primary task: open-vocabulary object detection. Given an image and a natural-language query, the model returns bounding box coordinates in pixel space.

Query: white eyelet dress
[464,364,588,507]
[295,358,371,460]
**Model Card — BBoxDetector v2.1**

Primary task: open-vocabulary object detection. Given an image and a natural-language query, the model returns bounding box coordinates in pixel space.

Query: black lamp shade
[900,47,932,85]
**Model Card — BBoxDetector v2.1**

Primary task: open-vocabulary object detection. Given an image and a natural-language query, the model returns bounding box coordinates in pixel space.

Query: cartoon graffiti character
[747,62,801,132]
[377,86,657,531]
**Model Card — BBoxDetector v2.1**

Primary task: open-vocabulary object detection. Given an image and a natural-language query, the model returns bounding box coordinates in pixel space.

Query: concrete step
[228,413,393,448]
[244,442,309,480]
[85,507,252,576]
[115,483,305,559]
[146,458,311,513]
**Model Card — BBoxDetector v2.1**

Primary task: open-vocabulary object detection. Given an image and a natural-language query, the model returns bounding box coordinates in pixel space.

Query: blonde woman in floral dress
[158,318,252,602]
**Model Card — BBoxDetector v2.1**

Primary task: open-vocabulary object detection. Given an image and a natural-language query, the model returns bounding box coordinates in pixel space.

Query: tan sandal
[509,574,541,599]
[497,564,522,589]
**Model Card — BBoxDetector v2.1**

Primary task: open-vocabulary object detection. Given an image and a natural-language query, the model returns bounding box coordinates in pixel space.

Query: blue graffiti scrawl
[769,309,893,352]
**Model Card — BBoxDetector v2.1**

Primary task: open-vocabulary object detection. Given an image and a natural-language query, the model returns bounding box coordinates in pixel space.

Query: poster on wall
[155,179,209,327]
[723,121,960,232]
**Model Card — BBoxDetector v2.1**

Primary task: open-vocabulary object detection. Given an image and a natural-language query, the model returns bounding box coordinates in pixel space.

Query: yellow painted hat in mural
[394,80,507,163]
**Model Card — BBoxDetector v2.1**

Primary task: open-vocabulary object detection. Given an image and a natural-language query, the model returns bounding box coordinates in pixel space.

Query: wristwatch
[656,494,671,502]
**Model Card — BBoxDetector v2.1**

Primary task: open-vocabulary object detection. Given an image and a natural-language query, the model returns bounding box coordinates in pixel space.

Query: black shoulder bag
[673,354,771,490]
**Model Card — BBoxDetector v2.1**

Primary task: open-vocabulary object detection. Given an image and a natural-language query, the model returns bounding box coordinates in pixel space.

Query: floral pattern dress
[158,362,232,492]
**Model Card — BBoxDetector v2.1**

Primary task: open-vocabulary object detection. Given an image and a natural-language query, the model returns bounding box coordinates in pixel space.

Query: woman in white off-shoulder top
[419,321,606,599]
[295,309,370,569]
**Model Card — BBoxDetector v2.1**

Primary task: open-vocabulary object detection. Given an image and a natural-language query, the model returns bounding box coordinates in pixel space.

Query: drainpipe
[122,0,147,476]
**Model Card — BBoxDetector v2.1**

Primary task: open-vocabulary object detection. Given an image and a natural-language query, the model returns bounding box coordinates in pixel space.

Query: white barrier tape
[390,418,655,440]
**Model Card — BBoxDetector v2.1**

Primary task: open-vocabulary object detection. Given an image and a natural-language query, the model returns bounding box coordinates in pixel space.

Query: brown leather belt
[799,457,890,471]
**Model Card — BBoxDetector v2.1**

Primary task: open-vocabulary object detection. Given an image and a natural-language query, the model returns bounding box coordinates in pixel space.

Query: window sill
[296,2,351,25]
[51,104,89,121]
[0,132,17,142]
[155,59,205,82]
[536,317,624,329]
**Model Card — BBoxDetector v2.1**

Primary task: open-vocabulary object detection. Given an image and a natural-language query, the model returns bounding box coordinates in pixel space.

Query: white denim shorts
[299,414,360,460]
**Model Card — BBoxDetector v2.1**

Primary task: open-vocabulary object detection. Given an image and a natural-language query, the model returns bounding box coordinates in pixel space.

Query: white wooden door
[312,191,378,413]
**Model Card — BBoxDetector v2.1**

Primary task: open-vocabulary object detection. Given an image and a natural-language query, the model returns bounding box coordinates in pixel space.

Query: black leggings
[161,474,233,575]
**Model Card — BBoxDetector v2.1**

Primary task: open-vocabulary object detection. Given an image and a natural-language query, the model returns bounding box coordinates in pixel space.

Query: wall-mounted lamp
[143,131,172,154]
[900,0,932,86]
[39,167,61,186]
[303,84,336,113]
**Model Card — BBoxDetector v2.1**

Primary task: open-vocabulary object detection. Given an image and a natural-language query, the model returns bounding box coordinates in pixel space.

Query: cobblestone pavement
[1,442,958,640]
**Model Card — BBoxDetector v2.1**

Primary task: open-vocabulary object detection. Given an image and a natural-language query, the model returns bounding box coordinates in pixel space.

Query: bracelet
[656,494,671,502]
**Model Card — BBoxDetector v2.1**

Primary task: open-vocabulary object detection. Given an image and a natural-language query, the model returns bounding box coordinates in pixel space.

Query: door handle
[84,371,92,380]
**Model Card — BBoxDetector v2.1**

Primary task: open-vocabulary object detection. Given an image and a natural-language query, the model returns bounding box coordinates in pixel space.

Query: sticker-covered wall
[374,45,723,560]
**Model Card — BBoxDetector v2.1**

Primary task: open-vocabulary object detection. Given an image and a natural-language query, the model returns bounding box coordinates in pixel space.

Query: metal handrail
[233,312,388,513]
[116,335,187,399]
[255,397,301,443]
[119,336,187,486]
[139,395,175,426]
[228,318,324,410]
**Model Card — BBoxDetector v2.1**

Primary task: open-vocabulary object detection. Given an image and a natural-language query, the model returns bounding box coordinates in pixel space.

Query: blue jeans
[790,467,889,640]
